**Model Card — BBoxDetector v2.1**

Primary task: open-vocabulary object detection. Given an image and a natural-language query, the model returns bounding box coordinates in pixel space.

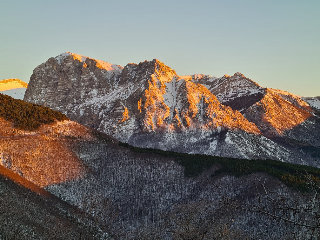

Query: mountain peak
[131,58,177,77]
[23,52,320,166]
[54,52,123,72]
[152,58,162,64]
[233,72,246,77]
[54,52,86,64]
[66,51,88,62]
[139,58,168,67]
[0,78,28,91]
[229,72,262,88]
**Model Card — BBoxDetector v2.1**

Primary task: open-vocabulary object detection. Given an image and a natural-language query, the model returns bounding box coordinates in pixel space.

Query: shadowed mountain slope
[0,166,108,239]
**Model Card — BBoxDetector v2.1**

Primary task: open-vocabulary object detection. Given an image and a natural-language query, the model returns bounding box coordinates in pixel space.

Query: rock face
[0,116,94,188]
[24,52,320,166]
[0,78,28,99]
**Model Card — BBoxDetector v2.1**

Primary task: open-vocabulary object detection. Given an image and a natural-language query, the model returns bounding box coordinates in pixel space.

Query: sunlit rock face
[0,79,28,99]
[24,53,320,165]
[0,118,94,187]
[243,89,313,136]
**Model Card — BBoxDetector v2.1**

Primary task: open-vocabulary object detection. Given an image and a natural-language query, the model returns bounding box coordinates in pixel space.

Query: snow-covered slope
[303,96,320,110]
[24,53,320,166]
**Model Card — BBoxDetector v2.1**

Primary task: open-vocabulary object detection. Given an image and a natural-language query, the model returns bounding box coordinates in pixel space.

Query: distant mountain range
[0,78,28,99]
[24,52,320,167]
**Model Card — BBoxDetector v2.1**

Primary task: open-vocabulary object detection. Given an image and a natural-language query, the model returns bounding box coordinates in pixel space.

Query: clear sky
[0,0,319,96]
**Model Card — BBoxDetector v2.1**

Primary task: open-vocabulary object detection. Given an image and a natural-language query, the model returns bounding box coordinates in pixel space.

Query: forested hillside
[0,93,68,130]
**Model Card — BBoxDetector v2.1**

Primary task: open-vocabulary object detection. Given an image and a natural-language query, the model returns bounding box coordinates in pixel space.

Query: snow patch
[163,77,178,112]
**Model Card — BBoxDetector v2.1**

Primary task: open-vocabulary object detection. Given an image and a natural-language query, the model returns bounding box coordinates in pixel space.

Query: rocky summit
[24,52,320,166]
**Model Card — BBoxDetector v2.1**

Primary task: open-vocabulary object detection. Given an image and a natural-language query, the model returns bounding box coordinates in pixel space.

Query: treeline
[118,142,320,192]
[0,93,68,130]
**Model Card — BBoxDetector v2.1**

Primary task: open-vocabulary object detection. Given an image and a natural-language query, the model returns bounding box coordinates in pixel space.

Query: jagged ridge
[23,52,320,166]
[0,78,28,90]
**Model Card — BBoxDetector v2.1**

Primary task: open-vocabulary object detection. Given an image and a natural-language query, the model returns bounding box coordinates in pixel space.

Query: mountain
[24,52,320,167]
[201,73,314,136]
[0,78,28,99]
[199,72,266,111]
[3,92,320,239]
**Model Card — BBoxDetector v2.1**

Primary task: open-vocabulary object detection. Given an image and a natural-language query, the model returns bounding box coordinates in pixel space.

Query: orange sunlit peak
[153,58,163,64]
[234,72,245,77]
[66,52,88,62]
[0,79,28,91]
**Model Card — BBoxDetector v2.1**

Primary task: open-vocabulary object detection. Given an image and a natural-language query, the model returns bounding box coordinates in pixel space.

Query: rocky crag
[24,52,320,166]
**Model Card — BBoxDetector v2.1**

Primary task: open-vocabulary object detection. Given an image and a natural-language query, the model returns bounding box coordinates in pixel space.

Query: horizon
[1,0,319,97]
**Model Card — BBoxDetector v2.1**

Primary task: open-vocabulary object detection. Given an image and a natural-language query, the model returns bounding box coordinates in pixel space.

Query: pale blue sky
[0,0,319,96]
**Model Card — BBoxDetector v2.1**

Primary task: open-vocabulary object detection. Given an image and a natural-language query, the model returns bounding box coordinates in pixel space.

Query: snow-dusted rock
[24,53,320,166]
